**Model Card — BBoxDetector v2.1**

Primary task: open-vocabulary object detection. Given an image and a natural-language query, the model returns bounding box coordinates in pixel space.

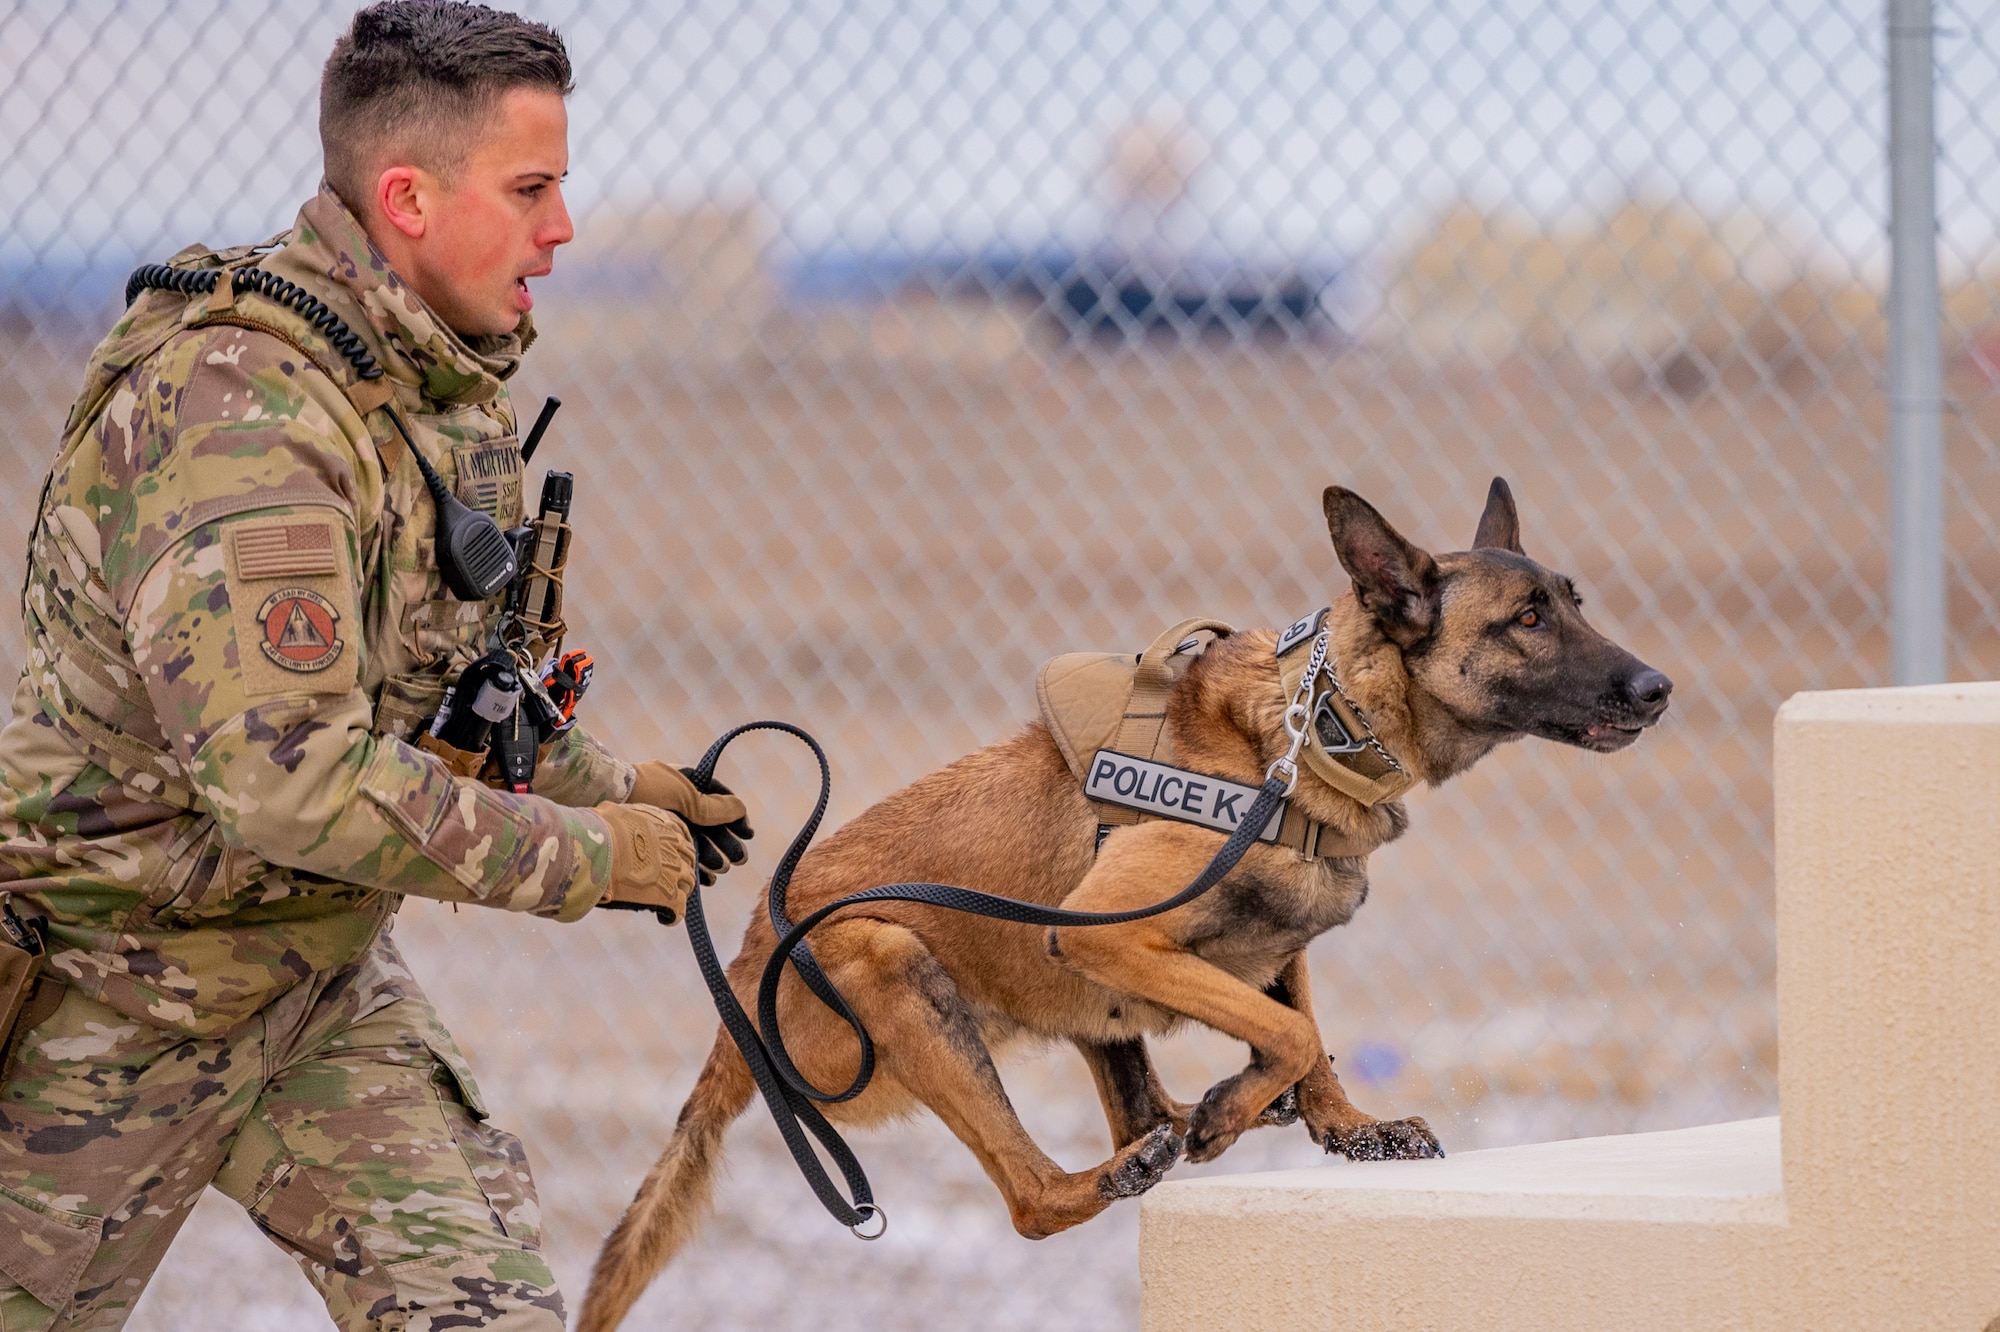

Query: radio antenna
[520,396,562,464]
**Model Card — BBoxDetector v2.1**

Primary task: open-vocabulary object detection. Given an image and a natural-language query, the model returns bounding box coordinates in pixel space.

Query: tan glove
[594,802,701,925]
[629,762,753,886]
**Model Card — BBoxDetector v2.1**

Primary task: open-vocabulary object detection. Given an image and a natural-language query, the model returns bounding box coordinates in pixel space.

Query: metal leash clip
[1267,627,1330,795]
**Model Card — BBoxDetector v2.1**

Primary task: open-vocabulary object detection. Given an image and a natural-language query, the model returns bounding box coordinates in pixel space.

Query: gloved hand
[629,761,753,887]
[593,802,701,925]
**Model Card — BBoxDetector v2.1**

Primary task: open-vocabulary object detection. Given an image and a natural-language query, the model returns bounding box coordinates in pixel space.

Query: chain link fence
[4,1,1999,1327]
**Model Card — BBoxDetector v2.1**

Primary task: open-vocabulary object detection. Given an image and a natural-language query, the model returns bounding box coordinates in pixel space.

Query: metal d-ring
[849,1202,889,1240]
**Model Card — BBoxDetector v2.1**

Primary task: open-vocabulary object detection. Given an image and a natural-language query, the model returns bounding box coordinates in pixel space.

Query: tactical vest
[1036,615,1417,858]
[22,242,523,810]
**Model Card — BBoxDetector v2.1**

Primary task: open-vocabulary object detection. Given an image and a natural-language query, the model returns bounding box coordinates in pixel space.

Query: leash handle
[681,884,878,1230]
[691,723,878,1103]
[679,722,1286,1235]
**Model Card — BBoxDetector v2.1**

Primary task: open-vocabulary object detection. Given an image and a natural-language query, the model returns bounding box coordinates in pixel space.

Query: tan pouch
[417,730,490,779]
[414,729,555,788]
[1037,618,1235,778]
[0,895,53,1081]
[373,672,450,743]
[0,948,37,1048]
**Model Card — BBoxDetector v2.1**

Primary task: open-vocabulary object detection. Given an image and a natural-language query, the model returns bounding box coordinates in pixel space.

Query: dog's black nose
[1628,669,1673,708]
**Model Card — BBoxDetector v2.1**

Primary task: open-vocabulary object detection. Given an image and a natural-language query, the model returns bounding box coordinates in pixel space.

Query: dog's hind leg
[811,919,1185,1240]
[578,1028,756,1332]
[1075,1038,1194,1150]
[1266,953,1441,1161]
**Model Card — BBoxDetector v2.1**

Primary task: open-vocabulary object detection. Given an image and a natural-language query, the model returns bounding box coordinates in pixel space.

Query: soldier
[0,4,752,1328]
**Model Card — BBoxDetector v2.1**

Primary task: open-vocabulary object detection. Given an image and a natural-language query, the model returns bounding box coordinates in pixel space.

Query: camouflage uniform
[0,188,637,1329]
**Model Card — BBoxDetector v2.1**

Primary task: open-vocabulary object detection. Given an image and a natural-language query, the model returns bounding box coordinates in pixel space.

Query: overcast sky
[2,0,1995,284]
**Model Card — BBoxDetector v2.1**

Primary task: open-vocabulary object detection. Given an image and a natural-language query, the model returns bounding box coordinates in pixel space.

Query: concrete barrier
[1140,682,2000,1330]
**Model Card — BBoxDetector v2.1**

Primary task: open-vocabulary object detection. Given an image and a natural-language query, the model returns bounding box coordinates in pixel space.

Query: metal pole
[1887,0,1946,684]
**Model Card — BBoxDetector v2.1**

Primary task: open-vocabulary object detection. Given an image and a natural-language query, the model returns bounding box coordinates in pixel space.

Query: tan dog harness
[1037,614,1415,859]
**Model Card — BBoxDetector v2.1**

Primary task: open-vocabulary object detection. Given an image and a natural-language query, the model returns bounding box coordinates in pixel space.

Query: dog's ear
[1324,486,1440,646]
[1472,476,1525,555]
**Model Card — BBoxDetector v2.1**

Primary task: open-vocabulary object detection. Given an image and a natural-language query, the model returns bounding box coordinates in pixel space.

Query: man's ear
[1323,486,1440,646]
[375,165,430,240]
[1472,476,1525,555]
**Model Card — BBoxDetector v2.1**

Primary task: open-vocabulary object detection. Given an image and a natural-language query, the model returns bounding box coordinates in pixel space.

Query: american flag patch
[233,522,337,579]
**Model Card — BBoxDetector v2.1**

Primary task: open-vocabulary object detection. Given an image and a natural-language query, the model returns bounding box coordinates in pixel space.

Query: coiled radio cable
[124,262,382,381]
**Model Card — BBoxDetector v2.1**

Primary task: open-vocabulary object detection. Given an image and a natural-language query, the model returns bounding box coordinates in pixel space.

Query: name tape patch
[452,439,524,524]
[1275,606,1329,658]
[1085,750,1284,842]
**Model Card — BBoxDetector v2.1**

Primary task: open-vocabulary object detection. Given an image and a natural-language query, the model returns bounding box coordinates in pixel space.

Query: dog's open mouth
[1579,720,1650,752]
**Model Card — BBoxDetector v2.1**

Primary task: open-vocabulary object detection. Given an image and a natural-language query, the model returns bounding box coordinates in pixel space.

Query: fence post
[1886,0,1946,684]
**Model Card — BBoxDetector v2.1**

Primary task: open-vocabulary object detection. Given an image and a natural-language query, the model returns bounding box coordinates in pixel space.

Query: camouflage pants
[0,932,563,1330]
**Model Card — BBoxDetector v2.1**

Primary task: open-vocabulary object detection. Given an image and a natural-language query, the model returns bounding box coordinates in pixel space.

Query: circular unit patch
[256,587,344,673]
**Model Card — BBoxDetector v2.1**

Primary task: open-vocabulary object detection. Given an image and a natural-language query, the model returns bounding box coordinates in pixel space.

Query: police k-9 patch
[1085,750,1285,841]
[256,587,344,672]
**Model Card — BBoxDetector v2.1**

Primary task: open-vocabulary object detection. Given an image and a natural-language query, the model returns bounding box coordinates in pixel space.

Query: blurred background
[4,0,1999,1327]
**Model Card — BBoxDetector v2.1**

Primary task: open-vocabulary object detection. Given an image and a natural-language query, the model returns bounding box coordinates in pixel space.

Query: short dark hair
[320,1,572,211]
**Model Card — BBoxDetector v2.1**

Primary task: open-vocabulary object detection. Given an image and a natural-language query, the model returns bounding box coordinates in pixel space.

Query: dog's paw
[1256,1086,1300,1128]
[1100,1124,1185,1199]
[1184,1098,1244,1164]
[1321,1116,1443,1161]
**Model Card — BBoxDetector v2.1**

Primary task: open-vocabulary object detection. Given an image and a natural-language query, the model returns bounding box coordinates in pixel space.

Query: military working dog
[580,479,1671,1330]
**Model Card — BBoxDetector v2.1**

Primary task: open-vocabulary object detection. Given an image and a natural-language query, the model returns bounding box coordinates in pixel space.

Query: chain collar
[1314,642,1407,777]
[1272,613,1414,806]
[1269,627,1331,793]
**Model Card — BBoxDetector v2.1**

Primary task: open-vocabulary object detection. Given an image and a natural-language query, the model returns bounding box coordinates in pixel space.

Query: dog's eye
[1517,609,1540,628]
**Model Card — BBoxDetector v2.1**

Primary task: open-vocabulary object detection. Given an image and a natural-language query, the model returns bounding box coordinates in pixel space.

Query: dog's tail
[577,1029,756,1332]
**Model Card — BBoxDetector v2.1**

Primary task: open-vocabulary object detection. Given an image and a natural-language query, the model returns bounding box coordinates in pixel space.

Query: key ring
[848,1202,889,1240]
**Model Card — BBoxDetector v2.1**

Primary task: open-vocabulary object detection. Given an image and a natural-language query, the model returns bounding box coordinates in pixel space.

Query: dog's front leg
[1057,933,1313,1162]
[1074,1038,1194,1150]
[1266,953,1442,1160]
[1053,844,1326,1162]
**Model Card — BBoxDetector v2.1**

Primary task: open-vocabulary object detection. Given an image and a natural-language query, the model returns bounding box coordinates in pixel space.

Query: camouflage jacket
[0,188,634,1036]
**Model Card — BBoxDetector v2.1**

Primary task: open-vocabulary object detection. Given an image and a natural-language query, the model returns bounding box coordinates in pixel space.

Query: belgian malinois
[580,479,1671,1331]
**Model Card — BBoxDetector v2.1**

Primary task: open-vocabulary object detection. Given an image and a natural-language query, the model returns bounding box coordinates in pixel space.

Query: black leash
[680,720,1287,1239]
